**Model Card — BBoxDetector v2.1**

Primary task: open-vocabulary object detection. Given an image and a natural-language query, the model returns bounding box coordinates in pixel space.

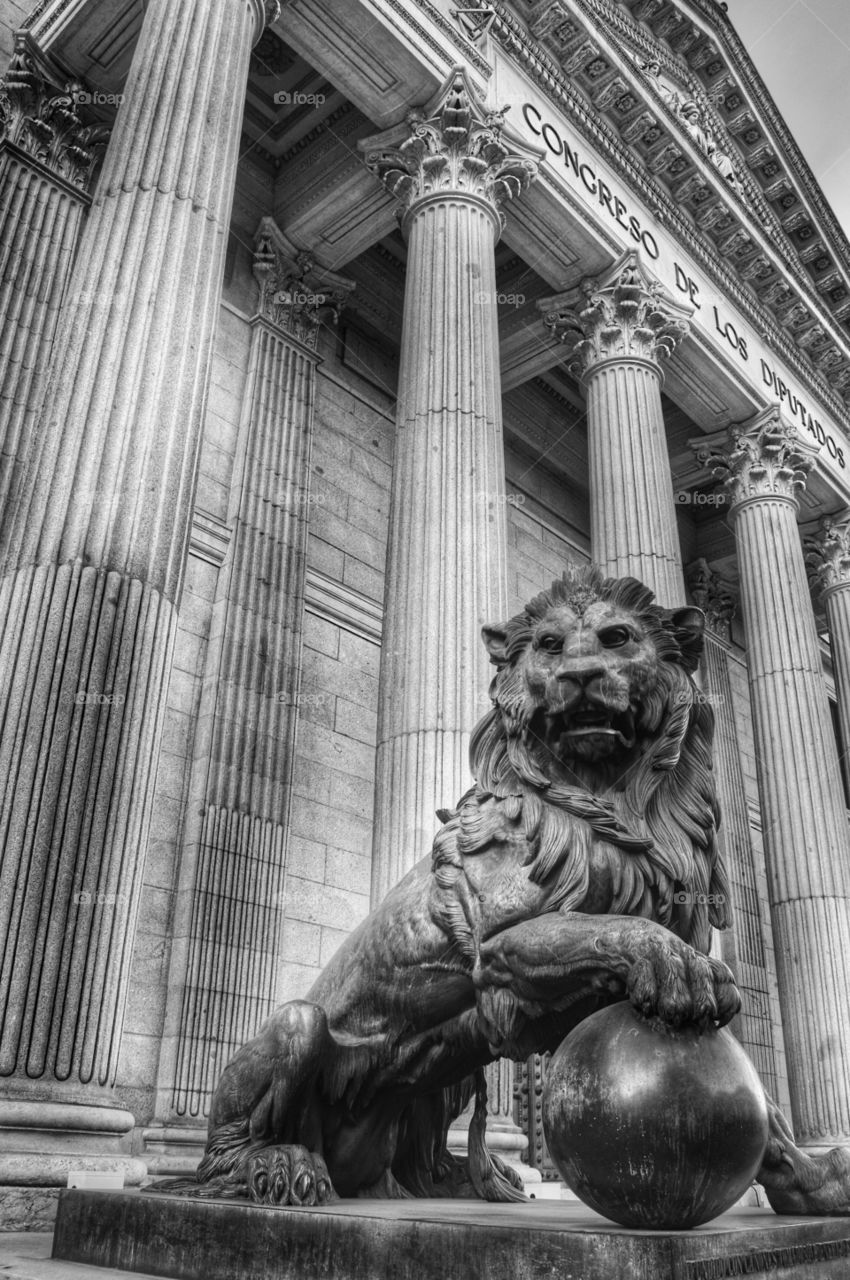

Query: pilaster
[540,252,691,606]
[697,408,850,1147]
[146,224,353,1165]
[685,559,782,1101]
[0,0,273,1228]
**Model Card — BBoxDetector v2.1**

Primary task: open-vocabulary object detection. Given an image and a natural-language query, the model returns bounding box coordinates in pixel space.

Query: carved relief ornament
[540,250,692,375]
[358,65,542,232]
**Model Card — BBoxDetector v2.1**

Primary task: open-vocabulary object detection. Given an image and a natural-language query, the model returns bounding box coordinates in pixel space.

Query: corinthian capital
[539,251,691,375]
[358,65,542,231]
[252,217,355,350]
[696,407,817,510]
[686,558,737,639]
[805,512,850,596]
[0,31,109,191]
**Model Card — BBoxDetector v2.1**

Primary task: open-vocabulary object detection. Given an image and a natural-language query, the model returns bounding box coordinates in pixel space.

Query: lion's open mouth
[543,704,637,756]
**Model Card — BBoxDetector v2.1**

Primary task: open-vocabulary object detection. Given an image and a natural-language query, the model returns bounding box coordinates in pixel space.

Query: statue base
[53,1189,850,1280]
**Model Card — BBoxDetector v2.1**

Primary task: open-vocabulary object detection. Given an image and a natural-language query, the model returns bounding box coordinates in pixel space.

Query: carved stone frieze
[0,31,109,190]
[359,66,540,232]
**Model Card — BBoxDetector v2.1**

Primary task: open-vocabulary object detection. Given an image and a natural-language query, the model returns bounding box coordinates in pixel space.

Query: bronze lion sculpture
[158,566,850,1213]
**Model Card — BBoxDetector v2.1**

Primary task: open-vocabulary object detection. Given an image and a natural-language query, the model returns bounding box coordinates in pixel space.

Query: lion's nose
[555,662,606,686]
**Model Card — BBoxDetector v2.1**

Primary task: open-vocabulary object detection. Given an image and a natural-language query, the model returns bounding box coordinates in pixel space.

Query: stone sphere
[542,1001,769,1229]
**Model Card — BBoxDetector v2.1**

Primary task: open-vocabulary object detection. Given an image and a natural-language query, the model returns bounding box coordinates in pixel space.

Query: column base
[142,1126,207,1177]
[447,1109,542,1191]
[0,1100,146,1231]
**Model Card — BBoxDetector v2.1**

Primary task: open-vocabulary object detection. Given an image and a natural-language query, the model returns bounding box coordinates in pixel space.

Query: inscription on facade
[496,52,850,482]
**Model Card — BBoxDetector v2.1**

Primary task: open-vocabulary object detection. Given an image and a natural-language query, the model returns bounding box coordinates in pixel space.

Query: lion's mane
[458,566,730,954]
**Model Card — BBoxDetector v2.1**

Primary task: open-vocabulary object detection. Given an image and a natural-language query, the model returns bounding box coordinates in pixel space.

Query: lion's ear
[668,606,705,673]
[482,623,510,668]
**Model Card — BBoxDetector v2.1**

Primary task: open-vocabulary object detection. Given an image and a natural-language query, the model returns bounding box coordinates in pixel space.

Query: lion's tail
[468,1068,527,1203]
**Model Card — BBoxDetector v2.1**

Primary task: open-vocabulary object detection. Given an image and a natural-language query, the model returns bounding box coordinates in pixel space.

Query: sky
[727,0,850,236]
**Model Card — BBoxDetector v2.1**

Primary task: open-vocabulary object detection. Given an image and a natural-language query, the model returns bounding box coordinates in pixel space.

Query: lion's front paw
[247,1145,337,1206]
[626,934,740,1028]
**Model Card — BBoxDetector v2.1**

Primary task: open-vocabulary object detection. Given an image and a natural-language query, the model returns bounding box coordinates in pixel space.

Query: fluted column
[147,223,353,1168]
[0,0,276,1226]
[0,33,107,517]
[700,408,850,1147]
[540,252,691,607]
[360,67,540,901]
[807,513,850,800]
[360,66,541,1186]
[686,560,782,1100]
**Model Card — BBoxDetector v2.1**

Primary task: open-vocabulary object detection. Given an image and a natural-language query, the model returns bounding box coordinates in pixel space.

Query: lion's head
[466,565,729,952]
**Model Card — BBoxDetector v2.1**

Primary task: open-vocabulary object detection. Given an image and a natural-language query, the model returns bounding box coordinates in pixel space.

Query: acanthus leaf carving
[697,408,817,508]
[358,65,541,231]
[0,31,109,191]
[252,216,355,349]
[805,512,850,595]
[540,250,691,374]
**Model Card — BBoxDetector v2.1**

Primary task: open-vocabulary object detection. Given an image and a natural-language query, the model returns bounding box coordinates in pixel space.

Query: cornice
[450,0,850,437]
[672,0,850,286]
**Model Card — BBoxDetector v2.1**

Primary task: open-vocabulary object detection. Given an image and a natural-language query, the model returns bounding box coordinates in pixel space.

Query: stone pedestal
[358,66,541,1183]
[700,409,850,1148]
[144,221,353,1173]
[53,1189,850,1280]
[0,0,275,1228]
[540,252,691,608]
[0,33,105,518]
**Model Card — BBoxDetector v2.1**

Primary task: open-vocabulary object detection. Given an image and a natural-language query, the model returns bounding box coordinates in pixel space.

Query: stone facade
[2,0,850,1225]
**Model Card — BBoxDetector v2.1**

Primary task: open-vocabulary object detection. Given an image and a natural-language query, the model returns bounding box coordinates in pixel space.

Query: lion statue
[156,566,850,1213]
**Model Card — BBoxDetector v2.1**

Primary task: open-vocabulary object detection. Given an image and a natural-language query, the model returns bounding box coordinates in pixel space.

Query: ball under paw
[542,1001,769,1229]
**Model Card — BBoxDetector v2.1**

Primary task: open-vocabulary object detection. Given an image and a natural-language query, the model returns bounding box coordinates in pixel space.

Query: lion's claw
[247,1145,337,1206]
[626,935,740,1029]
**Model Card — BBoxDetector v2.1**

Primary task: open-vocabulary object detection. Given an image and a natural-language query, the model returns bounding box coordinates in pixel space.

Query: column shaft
[734,495,850,1143]
[0,34,103,531]
[360,68,541,1185]
[0,0,267,1217]
[371,192,507,899]
[540,251,691,609]
[586,358,684,604]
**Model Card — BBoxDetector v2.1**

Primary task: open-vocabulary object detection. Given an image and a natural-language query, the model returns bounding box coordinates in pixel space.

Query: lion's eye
[537,633,562,654]
[598,626,632,648]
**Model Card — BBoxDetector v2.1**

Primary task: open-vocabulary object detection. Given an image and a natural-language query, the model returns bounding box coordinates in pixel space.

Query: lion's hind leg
[757,1095,850,1216]
[152,1000,337,1205]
